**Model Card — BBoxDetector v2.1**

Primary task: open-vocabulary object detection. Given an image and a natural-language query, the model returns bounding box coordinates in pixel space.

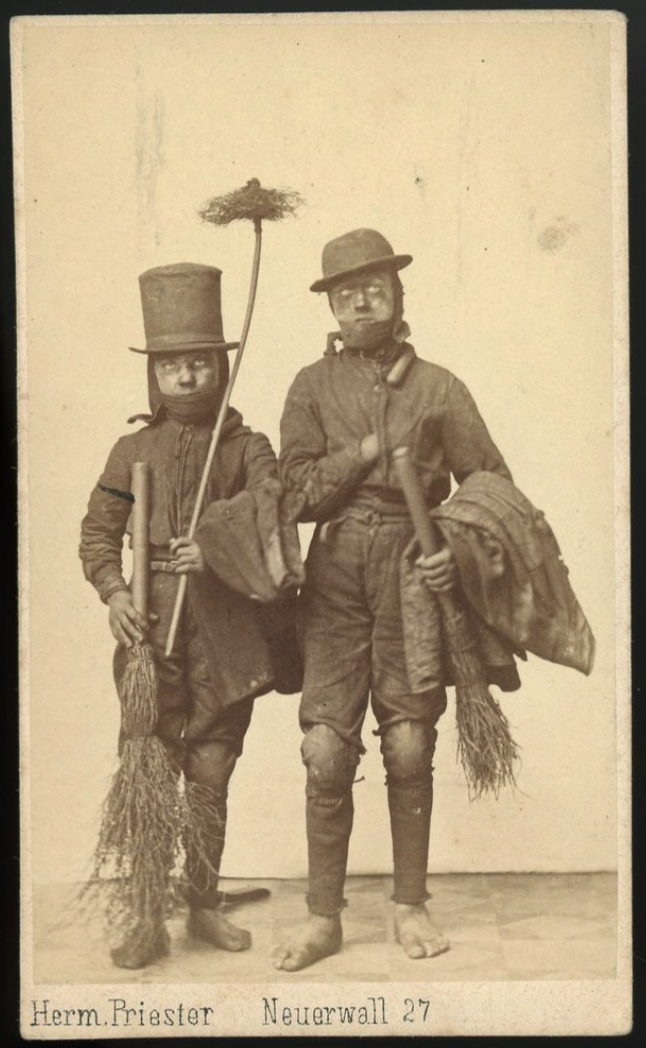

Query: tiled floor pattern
[32,873,617,984]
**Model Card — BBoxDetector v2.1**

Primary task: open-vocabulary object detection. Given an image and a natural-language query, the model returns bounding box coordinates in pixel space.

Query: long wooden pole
[164,219,263,656]
[130,461,150,620]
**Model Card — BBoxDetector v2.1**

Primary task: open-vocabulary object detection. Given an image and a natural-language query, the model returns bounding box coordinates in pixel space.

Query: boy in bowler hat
[274,229,513,970]
[80,263,283,969]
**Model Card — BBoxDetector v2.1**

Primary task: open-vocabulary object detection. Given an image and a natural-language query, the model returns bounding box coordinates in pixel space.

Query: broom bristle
[199,180,304,226]
[79,736,181,941]
[118,641,158,734]
[79,753,229,941]
[455,680,521,800]
[182,780,225,898]
[79,641,242,949]
[79,642,221,939]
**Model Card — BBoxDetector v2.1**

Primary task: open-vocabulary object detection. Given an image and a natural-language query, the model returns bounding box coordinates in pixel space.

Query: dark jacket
[80,409,301,705]
[279,344,511,521]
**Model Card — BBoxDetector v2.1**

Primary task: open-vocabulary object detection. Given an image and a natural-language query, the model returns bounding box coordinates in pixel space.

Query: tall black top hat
[310,228,412,293]
[130,262,240,354]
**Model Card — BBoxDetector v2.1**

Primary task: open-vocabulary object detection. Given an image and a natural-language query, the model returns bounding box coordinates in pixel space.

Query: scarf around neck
[161,387,221,425]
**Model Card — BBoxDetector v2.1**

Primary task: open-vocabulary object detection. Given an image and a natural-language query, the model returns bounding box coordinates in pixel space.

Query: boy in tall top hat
[80,262,289,969]
[274,229,513,971]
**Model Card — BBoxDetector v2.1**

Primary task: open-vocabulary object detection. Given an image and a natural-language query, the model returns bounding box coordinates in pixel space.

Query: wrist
[101,578,129,604]
[359,433,380,463]
[107,587,130,606]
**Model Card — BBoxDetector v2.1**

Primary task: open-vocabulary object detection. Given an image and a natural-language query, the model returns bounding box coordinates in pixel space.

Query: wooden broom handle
[391,446,440,557]
[164,220,264,657]
[130,461,150,619]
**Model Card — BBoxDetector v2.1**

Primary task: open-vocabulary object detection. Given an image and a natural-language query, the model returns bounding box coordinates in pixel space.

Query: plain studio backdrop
[16,14,622,887]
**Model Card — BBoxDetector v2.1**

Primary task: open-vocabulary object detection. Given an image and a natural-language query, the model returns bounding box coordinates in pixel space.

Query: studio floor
[31,872,617,984]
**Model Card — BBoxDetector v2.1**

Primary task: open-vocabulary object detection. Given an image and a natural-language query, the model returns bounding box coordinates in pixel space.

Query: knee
[301,724,359,794]
[184,741,238,792]
[381,720,436,783]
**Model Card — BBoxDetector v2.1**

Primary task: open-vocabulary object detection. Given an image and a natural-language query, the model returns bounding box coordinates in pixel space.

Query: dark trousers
[114,572,254,907]
[297,518,447,916]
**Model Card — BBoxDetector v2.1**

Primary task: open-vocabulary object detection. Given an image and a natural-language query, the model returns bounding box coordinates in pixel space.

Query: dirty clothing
[279,343,512,913]
[280,344,513,741]
[297,512,448,749]
[80,409,288,707]
[279,343,511,524]
[80,407,279,906]
[302,712,445,915]
[430,471,595,675]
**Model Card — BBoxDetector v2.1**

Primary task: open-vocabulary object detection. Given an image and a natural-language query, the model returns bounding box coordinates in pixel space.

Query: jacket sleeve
[79,438,133,603]
[442,376,512,484]
[242,431,279,491]
[279,369,372,522]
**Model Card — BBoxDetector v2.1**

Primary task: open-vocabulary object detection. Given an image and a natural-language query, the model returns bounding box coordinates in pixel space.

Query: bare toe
[272,915,342,973]
[395,903,450,961]
[271,947,289,969]
[188,909,251,952]
[279,952,302,972]
[401,934,426,959]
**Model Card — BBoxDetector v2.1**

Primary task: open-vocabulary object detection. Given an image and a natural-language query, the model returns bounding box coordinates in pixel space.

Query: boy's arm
[79,437,133,602]
[279,370,377,522]
[79,438,149,646]
[442,376,512,484]
[241,431,279,491]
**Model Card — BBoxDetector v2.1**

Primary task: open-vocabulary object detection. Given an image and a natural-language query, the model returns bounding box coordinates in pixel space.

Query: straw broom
[393,447,520,798]
[165,178,303,656]
[81,463,220,954]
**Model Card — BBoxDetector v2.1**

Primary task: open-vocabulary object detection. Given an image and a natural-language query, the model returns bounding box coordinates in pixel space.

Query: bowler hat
[130,262,239,354]
[310,228,412,293]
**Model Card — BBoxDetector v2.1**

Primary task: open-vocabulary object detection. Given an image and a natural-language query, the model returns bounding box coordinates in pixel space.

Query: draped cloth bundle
[393,450,595,799]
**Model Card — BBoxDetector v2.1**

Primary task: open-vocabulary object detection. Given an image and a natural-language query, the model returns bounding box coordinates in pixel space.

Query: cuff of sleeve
[347,442,370,469]
[99,577,129,604]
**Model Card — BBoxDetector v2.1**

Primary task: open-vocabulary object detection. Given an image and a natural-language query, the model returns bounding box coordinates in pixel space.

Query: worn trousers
[297,514,447,915]
[113,571,254,907]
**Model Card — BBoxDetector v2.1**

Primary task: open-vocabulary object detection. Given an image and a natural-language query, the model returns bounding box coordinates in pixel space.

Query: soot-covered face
[153,351,220,396]
[328,267,396,350]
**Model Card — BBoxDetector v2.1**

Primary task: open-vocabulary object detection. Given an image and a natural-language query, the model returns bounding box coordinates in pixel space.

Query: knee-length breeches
[114,571,254,789]
[298,516,447,746]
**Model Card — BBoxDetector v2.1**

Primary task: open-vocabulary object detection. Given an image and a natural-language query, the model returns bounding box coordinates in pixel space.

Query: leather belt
[150,560,178,574]
[320,504,412,543]
[344,505,411,525]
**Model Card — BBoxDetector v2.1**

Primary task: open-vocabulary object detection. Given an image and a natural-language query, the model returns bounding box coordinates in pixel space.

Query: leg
[381,719,449,959]
[183,607,255,951]
[366,520,449,959]
[272,724,359,971]
[184,740,254,953]
[272,523,371,972]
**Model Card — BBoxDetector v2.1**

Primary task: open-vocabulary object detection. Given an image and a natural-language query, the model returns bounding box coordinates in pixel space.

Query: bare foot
[394,902,449,959]
[110,925,170,970]
[187,908,252,952]
[272,914,342,971]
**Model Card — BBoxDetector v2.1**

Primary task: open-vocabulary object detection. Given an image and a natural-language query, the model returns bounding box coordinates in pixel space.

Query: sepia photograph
[14,10,630,1037]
